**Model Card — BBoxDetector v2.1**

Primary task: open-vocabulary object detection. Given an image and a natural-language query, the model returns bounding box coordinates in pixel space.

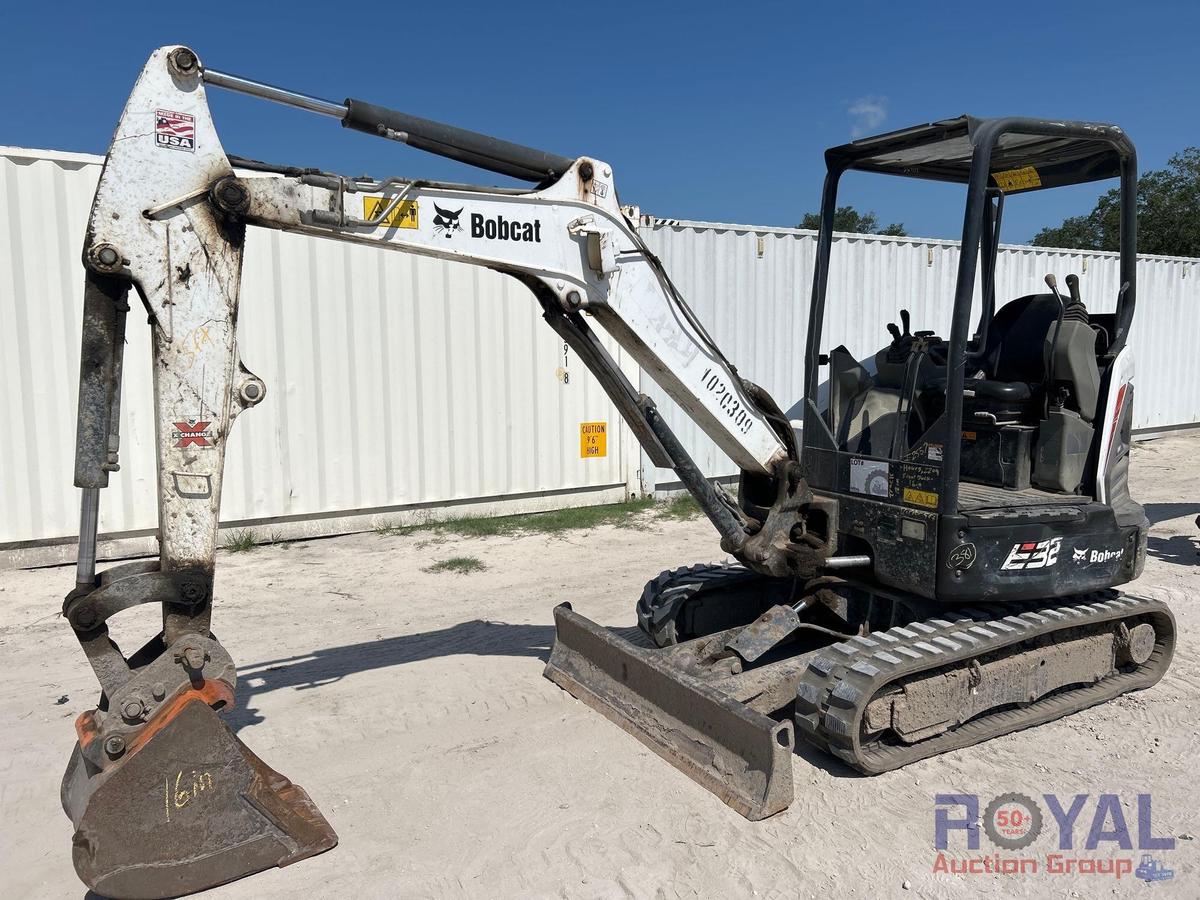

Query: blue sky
[3,1,1196,242]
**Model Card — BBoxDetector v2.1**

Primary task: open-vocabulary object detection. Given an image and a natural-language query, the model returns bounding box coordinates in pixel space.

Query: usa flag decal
[155,109,195,152]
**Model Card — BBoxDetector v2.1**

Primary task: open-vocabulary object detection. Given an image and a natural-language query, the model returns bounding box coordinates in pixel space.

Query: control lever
[887,322,902,342]
[1065,273,1082,306]
[1044,273,1067,308]
[1043,274,1069,386]
[899,308,911,336]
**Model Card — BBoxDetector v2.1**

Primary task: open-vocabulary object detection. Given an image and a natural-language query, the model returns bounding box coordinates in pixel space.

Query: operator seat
[963,293,1065,421]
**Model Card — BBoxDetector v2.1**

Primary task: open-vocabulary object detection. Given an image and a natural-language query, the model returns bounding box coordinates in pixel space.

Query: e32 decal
[1001,537,1061,571]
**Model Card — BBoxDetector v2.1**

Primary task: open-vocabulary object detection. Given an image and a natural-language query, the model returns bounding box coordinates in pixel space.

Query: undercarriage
[545,565,1176,818]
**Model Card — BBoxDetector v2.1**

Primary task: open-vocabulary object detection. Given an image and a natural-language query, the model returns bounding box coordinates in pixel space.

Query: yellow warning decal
[903,487,939,509]
[992,166,1042,192]
[363,196,418,229]
[580,421,607,458]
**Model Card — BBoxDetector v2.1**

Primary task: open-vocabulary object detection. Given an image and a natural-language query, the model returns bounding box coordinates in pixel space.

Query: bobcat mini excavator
[59,46,1173,898]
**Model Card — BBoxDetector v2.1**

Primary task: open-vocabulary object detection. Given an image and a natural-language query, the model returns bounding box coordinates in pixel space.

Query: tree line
[1031,148,1199,257]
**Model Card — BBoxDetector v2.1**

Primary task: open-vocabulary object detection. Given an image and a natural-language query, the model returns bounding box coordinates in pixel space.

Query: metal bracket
[64,562,211,698]
[568,215,618,277]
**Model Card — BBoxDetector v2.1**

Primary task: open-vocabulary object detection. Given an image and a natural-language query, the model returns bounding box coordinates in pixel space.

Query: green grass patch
[423,556,487,575]
[223,529,257,552]
[656,493,702,520]
[449,498,656,536]
[375,492,717,542]
[264,529,291,549]
[376,498,658,540]
[223,528,291,551]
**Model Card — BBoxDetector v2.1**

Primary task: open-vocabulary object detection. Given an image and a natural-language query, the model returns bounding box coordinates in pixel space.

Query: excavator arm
[61,46,828,897]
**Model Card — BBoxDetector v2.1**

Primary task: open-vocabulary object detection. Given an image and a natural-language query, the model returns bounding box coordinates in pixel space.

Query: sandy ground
[2,434,1198,899]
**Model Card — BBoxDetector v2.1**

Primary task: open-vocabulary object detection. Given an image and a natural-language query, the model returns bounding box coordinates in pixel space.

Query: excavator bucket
[61,696,337,899]
[544,604,794,820]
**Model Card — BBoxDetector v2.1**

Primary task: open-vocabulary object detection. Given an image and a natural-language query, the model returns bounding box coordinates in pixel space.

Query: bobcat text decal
[470,212,541,242]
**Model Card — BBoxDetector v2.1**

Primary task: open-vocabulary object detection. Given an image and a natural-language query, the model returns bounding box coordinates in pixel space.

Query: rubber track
[793,591,1176,774]
[636,562,757,647]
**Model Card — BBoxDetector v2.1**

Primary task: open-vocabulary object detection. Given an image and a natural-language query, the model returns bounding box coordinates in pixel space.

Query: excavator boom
[60,45,815,897]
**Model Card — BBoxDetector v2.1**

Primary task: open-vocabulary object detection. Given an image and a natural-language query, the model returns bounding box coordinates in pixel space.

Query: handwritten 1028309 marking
[164,769,214,823]
[700,367,755,435]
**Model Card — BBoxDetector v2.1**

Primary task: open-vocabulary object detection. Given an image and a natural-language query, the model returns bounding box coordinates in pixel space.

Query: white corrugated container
[0,148,632,565]
[639,217,1200,485]
[2,149,1198,565]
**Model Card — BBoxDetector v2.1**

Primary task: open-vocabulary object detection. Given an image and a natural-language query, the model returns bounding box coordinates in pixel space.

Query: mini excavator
[59,46,1173,897]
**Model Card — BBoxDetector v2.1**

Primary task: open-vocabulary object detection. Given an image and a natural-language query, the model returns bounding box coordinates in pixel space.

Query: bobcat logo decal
[433,204,463,238]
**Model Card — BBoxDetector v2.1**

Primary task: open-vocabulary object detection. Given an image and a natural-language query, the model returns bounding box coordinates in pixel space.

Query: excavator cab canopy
[801,116,1141,602]
[824,115,1130,191]
[808,116,1138,378]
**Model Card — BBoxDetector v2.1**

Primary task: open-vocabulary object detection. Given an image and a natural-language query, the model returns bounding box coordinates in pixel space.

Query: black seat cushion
[926,376,1032,401]
[968,379,1031,402]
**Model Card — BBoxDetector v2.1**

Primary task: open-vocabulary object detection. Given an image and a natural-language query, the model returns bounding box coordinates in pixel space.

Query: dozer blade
[545,603,794,820]
[62,696,337,899]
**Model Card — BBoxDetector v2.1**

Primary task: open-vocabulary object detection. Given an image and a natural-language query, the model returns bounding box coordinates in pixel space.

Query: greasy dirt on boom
[794,592,1175,773]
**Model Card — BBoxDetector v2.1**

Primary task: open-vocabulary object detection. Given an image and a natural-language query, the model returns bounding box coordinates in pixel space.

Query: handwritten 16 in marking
[163,769,214,823]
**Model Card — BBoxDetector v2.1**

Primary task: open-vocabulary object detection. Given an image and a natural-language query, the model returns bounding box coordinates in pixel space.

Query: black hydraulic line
[741,379,799,462]
[226,155,324,178]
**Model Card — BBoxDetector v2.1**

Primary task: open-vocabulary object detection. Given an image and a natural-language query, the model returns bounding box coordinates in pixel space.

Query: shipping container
[3,148,1197,565]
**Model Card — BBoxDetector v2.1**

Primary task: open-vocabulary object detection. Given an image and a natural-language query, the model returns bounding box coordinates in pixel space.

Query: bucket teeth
[63,697,336,899]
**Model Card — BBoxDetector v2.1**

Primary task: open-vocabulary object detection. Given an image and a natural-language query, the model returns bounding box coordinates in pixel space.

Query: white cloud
[848,96,888,137]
